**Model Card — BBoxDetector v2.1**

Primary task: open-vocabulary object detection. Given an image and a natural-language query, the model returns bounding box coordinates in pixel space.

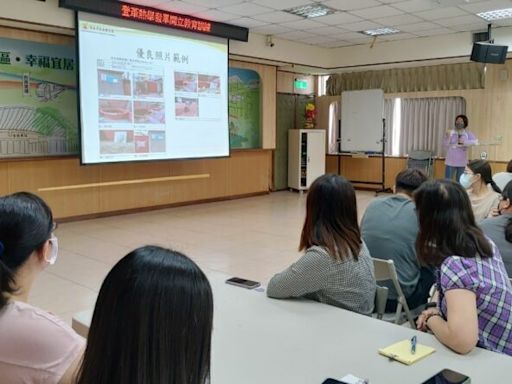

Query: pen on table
[411,335,417,355]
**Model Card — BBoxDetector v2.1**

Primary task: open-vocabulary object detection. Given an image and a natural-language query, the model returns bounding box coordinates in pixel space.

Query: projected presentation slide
[78,12,229,164]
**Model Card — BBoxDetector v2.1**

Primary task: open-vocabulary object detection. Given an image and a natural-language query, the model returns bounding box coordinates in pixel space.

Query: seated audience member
[76,245,213,384]
[361,168,434,311]
[493,159,512,191]
[415,180,512,356]
[267,174,376,315]
[0,192,84,383]
[480,180,512,276]
[460,159,501,221]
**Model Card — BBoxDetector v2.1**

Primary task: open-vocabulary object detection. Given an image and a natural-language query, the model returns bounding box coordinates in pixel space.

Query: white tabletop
[73,271,511,383]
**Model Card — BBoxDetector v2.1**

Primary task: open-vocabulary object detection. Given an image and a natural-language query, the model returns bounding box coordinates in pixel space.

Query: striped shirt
[437,240,512,356]
[267,243,376,315]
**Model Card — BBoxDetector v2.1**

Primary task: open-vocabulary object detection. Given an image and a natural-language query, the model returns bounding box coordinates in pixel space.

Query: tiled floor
[30,190,376,324]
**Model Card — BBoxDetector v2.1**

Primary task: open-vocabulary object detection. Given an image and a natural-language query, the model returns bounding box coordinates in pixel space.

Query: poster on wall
[228,68,261,149]
[0,37,78,158]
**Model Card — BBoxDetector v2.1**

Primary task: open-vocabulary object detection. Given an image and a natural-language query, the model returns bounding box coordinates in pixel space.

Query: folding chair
[372,258,425,328]
[373,286,389,320]
[407,150,434,178]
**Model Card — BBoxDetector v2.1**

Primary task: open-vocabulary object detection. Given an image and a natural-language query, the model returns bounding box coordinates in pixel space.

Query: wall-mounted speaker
[470,42,508,64]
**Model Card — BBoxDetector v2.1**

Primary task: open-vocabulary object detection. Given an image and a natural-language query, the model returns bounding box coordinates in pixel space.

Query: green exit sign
[294,79,308,90]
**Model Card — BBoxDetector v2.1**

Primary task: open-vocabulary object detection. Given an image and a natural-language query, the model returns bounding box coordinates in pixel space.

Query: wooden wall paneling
[169,157,228,203]
[226,150,271,195]
[0,26,73,44]
[7,158,101,218]
[0,163,8,196]
[98,161,172,212]
[229,60,276,149]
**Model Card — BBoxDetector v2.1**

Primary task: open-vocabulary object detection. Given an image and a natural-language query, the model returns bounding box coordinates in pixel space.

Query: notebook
[378,339,435,365]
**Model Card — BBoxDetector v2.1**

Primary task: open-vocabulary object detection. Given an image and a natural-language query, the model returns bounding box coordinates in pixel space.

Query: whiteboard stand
[346,119,392,195]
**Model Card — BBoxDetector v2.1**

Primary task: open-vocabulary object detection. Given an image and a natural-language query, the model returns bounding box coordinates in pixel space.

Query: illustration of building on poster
[0,37,78,158]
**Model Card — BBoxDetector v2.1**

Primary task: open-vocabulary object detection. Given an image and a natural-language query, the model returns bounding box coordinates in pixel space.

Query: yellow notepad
[379,339,435,365]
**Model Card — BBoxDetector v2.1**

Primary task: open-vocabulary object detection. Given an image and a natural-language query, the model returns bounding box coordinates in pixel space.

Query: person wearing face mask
[0,192,84,384]
[460,159,501,222]
[480,180,512,276]
[444,114,477,181]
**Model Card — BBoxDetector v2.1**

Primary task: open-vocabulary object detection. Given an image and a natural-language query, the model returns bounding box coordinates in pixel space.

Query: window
[317,75,329,97]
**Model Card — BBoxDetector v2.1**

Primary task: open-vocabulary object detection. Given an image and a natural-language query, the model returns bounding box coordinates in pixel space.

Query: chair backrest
[372,258,415,328]
[408,150,433,161]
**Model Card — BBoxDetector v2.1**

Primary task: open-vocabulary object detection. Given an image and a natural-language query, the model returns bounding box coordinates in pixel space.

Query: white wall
[0,0,74,29]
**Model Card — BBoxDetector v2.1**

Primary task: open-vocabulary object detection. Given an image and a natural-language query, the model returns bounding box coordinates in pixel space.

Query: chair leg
[395,302,403,324]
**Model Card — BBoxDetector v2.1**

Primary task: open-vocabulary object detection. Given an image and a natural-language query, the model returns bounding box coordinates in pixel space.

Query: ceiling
[126,0,512,48]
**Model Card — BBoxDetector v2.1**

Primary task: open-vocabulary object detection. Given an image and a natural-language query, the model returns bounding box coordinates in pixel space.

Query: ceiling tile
[310,25,349,35]
[252,0,312,10]
[435,14,489,26]
[218,2,274,16]
[448,23,490,32]
[300,35,338,44]
[412,27,456,37]
[251,24,294,34]
[280,18,327,30]
[374,14,423,26]
[314,12,363,26]
[378,32,416,41]
[415,6,469,20]
[184,0,244,6]
[323,0,381,11]
[154,1,208,14]
[191,9,239,21]
[350,5,404,19]
[344,37,373,45]
[342,21,383,32]
[319,40,353,48]
[398,21,444,32]
[333,31,369,40]
[392,0,439,13]
[493,18,512,27]
[276,30,313,40]
[251,11,303,23]
[379,0,406,3]
[229,17,270,28]
[458,0,512,14]
[126,0,163,6]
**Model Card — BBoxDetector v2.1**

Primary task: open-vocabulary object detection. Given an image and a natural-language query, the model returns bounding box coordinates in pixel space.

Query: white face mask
[459,173,474,189]
[46,236,58,265]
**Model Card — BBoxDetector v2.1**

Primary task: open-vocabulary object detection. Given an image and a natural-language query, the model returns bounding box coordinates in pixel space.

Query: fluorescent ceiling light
[362,27,400,36]
[284,3,336,18]
[477,8,512,21]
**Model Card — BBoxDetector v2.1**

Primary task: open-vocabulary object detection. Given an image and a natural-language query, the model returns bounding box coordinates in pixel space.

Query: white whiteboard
[340,89,384,153]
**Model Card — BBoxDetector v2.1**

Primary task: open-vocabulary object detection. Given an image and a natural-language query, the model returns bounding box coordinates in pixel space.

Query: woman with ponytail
[459,159,501,221]
[480,180,512,276]
[0,192,84,383]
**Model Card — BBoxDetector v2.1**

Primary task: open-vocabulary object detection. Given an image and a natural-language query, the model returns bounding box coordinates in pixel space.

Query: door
[306,131,326,188]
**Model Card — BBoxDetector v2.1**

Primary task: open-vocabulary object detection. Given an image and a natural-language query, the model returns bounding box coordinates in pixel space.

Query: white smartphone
[225,277,261,289]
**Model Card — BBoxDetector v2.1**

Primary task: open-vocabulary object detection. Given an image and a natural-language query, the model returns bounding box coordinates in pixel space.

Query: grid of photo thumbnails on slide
[97,63,222,156]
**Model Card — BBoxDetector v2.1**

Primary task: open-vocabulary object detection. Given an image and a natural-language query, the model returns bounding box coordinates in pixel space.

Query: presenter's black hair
[77,246,213,384]
[455,114,468,128]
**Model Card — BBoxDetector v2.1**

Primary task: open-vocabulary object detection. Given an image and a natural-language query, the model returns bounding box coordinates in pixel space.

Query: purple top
[444,129,477,167]
[437,240,512,356]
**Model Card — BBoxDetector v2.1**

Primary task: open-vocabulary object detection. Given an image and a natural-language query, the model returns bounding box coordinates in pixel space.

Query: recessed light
[477,8,512,21]
[283,3,336,19]
[361,28,400,36]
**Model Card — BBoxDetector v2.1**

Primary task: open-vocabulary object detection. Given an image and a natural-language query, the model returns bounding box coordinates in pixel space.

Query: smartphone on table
[225,277,260,289]
[422,369,470,384]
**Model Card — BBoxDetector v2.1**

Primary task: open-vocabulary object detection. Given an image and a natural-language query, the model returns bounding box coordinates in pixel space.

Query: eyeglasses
[463,171,474,176]
[51,222,58,232]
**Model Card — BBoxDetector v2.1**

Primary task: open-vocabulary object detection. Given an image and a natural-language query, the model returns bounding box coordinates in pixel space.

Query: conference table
[72,271,511,383]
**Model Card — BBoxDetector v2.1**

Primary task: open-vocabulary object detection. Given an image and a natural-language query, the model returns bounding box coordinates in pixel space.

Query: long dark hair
[76,246,213,384]
[467,159,501,193]
[502,181,512,243]
[0,192,53,310]
[300,174,362,261]
[415,179,493,266]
